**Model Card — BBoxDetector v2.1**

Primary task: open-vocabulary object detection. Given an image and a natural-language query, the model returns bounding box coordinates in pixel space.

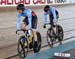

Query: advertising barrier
[0,0,53,6]
[0,0,75,7]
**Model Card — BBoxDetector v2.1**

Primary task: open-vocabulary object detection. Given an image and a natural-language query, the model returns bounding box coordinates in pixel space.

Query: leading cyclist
[16,4,38,50]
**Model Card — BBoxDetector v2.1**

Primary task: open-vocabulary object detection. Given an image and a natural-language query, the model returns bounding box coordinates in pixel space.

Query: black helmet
[44,5,49,12]
[17,4,25,11]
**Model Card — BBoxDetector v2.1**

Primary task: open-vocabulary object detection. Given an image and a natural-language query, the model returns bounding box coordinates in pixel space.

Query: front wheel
[17,36,28,58]
[47,28,55,48]
[33,32,42,53]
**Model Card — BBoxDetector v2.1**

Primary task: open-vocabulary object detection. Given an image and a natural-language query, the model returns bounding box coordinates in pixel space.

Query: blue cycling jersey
[44,6,57,25]
[16,9,32,30]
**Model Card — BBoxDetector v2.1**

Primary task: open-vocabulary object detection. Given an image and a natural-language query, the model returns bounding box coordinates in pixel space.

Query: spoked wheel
[17,36,28,59]
[47,28,55,48]
[57,25,64,45]
[33,32,42,53]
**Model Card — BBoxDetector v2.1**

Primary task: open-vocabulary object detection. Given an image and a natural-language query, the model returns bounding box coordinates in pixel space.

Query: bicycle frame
[46,23,59,41]
[46,23,58,34]
[24,32,31,45]
[17,30,32,45]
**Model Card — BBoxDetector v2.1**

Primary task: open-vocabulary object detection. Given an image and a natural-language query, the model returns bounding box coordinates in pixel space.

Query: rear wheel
[47,28,55,48]
[33,32,42,53]
[17,36,28,58]
[57,25,64,45]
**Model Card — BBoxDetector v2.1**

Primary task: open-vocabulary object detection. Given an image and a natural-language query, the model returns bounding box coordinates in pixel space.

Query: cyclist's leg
[32,15,38,47]
[50,15,57,34]
[20,17,33,48]
[20,17,29,30]
[49,15,55,34]
[53,16,58,34]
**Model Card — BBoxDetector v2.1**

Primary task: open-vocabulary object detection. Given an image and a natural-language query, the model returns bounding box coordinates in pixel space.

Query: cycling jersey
[44,6,57,25]
[16,9,32,30]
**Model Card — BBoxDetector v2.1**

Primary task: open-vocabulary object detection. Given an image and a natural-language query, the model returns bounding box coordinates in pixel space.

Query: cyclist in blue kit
[43,5,59,29]
[16,4,38,50]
